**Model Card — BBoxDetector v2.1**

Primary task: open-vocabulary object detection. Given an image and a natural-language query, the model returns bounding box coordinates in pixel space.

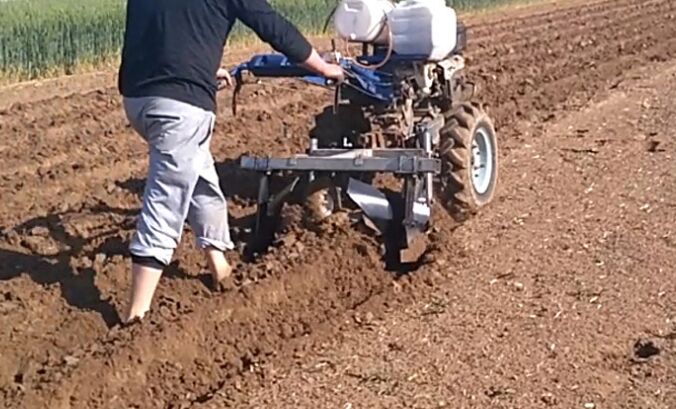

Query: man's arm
[230,0,343,80]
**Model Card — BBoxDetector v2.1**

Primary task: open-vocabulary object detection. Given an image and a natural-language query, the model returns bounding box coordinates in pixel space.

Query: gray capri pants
[123,96,234,267]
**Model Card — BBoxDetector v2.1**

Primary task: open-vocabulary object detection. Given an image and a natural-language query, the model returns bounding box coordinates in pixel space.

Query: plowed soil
[1,0,675,408]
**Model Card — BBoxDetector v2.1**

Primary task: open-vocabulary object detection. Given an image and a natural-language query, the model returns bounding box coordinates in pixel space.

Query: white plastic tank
[333,0,394,44]
[388,0,458,60]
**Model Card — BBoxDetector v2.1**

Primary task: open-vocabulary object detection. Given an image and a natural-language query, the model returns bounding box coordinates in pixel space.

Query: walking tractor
[231,0,499,265]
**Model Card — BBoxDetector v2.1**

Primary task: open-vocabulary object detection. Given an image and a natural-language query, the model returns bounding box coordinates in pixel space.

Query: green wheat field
[0,0,518,82]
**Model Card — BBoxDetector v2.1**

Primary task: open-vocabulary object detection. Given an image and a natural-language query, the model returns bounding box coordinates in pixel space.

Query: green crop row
[0,0,519,82]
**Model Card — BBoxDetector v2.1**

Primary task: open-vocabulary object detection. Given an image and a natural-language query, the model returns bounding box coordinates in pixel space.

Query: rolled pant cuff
[129,245,173,267]
[131,254,168,270]
[196,237,235,252]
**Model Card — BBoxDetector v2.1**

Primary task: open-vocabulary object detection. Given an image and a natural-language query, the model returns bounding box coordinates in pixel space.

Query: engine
[312,0,470,150]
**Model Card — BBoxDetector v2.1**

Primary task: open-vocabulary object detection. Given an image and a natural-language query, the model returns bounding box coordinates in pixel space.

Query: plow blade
[346,178,393,235]
[346,178,431,268]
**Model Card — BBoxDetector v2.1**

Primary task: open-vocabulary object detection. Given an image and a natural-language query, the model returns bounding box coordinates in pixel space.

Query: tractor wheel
[438,101,498,221]
[303,177,336,225]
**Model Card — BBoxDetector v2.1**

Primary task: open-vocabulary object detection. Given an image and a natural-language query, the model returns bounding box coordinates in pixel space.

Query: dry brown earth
[0,0,675,407]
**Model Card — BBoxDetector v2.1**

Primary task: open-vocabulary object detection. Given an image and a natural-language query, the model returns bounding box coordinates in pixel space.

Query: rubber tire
[438,101,498,221]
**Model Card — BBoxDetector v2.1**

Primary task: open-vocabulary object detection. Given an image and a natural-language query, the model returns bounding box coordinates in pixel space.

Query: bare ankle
[125,263,163,323]
[203,247,232,282]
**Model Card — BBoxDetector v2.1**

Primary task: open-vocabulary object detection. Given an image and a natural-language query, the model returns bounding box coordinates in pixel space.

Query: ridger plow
[230,0,499,268]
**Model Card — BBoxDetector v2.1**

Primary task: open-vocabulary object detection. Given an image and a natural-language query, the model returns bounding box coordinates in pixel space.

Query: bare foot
[204,248,234,292]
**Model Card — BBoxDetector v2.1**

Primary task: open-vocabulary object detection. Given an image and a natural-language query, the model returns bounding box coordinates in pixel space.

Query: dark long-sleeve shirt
[118,0,313,112]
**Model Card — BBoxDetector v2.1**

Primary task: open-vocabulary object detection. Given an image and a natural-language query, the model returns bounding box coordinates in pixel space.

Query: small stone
[541,392,556,405]
[105,182,117,193]
[584,403,595,409]
[94,253,107,265]
[21,237,60,256]
[0,301,18,314]
[64,356,80,366]
[281,235,297,248]
[4,230,21,246]
[514,282,525,291]
[364,312,374,324]
[80,256,93,269]
[29,226,50,237]
[93,185,108,199]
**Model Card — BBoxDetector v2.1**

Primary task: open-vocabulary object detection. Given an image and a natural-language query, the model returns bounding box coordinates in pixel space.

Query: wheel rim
[308,188,335,220]
[471,126,494,196]
[317,190,335,218]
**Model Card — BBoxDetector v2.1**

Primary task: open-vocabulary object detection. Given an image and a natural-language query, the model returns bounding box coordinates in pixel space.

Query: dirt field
[1,0,675,407]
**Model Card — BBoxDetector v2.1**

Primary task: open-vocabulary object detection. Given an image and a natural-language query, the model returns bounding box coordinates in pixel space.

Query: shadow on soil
[0,204,136,328]
[0,158,298,328]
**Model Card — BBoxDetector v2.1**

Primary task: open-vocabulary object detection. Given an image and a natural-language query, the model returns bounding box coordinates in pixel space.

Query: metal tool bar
[240,155,441,174]
[306,147,428,158]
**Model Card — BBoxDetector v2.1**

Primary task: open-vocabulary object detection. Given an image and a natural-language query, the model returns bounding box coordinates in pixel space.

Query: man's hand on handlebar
[322,64,345,84]
[216,67,233,90]
[300,49,345,84]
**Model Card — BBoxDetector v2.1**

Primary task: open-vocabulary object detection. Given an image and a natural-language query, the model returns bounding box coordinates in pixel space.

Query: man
[118,0,344,324]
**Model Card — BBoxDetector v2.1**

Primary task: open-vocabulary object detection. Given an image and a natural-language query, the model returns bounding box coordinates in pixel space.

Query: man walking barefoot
[118,0,344,324]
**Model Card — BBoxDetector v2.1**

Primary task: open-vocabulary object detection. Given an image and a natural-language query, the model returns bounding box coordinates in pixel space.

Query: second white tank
[388,0,459,60]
